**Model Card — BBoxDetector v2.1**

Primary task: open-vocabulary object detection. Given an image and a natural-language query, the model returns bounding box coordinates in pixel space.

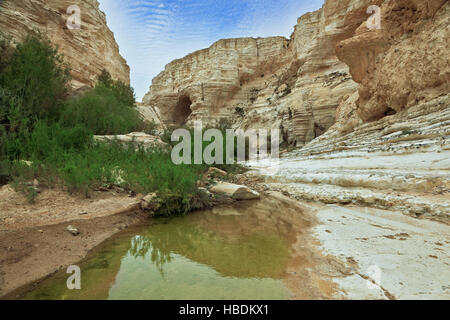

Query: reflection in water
[24,200,300,300]
[129,235,172,278]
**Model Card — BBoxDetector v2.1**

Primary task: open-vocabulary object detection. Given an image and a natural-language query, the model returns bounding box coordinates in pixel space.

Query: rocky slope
[0,0,130,90]
[335,0,449,126]
[251,93,449,223]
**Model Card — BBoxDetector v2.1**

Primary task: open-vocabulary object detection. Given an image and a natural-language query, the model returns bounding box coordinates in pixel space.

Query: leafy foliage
[0,36,70,130]
[0,36,237,215]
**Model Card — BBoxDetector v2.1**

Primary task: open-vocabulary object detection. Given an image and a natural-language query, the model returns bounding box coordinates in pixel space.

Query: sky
[98,0,324,101]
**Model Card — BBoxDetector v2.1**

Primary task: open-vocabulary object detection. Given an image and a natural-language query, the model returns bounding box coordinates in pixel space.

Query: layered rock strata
[336,0,449,123]
[143,0,380,146]
[251,94,450,223]
[142,0,449,149]
[0,0,130,90]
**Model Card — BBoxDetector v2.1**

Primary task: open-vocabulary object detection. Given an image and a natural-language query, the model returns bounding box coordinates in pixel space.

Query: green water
[24,204,294,300]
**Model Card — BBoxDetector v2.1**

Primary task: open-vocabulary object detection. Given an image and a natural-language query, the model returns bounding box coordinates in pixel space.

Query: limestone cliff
[336,0,449,123]
[143,36,295,130]
[142,0,379,146]
[142,0,449,147]
[0,0,130,90]
[264,0,449,222]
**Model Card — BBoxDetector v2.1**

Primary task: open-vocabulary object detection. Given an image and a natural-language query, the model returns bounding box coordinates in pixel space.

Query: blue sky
[98,0,324,101]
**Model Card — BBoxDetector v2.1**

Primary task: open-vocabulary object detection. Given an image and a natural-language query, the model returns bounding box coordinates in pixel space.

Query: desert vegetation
[0,36,239,216]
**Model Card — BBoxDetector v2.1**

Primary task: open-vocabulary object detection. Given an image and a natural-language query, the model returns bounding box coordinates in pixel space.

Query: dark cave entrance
[384,107,397,117]
[173,95,192,126]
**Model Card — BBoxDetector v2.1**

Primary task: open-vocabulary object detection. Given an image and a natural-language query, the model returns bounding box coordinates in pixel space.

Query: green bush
[0,35,14,73]
[5,121,204,212]
[162,119,252,172]
[0,36,70,129]
[60,71,155,135]
[97,70,135,107]
[3,120,92,160]
[60,85,142,135]
[0,36,239,215]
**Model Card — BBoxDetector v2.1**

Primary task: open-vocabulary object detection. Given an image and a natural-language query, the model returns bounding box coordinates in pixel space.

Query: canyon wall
[336,0,449,123]
[143,0,449,147]
[143,0,376,146]
[265,0,449,222]
[143,36,295,129]
[0,0,130,90]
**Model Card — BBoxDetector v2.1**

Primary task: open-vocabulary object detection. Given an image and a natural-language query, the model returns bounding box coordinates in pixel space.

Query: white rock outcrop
[94,132,168,149]
[210,182,261,200]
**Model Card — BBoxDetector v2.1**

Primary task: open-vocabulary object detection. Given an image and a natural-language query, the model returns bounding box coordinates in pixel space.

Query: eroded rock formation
[336,0,449,123]
[256,93,450,223]
[0,0,130,90]
[142,0,380,146]
[143,36,295,127]
[142,0,449,148]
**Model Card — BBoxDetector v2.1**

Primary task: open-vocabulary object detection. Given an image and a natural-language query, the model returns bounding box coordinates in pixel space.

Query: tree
[0,35,71,129]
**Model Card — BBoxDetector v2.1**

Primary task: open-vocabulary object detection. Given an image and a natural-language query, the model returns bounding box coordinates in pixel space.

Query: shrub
[60,85,143,135]
[4,120,205,210]
[0,35,14,72]
[97,70,135,107]
[60,71,153,135]
[0,36,70,128]
[3,120,92,161]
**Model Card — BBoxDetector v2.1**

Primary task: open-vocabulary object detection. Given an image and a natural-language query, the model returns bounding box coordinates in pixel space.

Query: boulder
[140,193,162,212]
[66,225,79,236]
[209,182,260,200]
[206,167,227,178]
[198,187,213,198]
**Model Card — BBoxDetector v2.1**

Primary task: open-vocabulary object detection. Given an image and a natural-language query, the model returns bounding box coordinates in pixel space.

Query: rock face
[336,0,449,123]
[143,36,295,127]
[243,0,450,223]
[143,0,449,148]
[142,0,380,146]
[0,0,130,90]
[135,103,167,132]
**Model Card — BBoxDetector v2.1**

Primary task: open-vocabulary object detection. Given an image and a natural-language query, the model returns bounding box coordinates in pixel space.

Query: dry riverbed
[0,183,346,300]
[308,203,450,299]
[0,186,147,298]
[1,174,449,300]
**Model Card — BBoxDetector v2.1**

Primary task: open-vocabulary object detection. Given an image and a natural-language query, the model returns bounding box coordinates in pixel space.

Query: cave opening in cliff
[173,95,192,126]
[384,107,397,117]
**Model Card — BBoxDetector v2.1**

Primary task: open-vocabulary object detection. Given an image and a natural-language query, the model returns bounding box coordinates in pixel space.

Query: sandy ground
[0,186,148,298]
[0,185,142,231]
